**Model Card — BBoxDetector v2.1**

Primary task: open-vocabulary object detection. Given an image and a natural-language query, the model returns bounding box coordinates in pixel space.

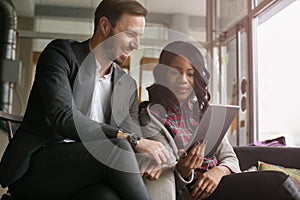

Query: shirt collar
[94,57,113,80]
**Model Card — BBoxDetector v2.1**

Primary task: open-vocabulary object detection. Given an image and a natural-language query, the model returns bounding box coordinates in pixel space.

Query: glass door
[219,24,249,146]
[220,38,238,146]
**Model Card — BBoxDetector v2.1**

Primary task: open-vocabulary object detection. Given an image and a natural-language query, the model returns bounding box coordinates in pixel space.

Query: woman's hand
[191,165,230,199]
[176,141,206,179]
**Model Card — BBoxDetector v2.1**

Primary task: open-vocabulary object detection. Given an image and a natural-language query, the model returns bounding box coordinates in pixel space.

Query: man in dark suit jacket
[0,0,169,199]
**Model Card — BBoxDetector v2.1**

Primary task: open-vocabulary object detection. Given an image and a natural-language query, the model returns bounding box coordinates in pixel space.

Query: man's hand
[135,138,170,165]
[191,166,230,199]
[117,131,169,165]
[140,158,163,180]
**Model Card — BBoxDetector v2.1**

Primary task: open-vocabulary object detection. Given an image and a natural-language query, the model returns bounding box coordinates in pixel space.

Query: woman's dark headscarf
[148,41,211,113]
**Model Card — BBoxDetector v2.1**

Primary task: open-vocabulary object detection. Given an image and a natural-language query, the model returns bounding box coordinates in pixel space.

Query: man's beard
[104,30,125,65]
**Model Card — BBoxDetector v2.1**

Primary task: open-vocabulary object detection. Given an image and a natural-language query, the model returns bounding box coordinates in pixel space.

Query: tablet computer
[184,104,239,157]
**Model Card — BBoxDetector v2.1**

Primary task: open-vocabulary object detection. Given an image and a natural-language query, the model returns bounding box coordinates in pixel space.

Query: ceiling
[11,0,206,18]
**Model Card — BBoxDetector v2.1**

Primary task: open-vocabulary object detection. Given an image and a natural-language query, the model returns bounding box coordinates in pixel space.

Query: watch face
[129,134,141,146]
[131,135,141,141]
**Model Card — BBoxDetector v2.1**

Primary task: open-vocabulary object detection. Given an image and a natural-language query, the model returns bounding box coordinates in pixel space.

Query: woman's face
[165,55,195,102]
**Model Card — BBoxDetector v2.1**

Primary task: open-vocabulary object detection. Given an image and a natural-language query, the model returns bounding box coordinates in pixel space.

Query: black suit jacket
[0,39,141,187]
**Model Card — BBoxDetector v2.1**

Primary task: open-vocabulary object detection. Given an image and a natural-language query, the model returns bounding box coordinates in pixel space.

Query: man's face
[104,13,145,65]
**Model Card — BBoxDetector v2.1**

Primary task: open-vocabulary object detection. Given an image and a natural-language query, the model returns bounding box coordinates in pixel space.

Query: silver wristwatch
[127,133,141,147]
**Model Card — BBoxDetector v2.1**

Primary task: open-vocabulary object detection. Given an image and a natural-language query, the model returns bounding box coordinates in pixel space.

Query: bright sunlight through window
[257,0,300,146]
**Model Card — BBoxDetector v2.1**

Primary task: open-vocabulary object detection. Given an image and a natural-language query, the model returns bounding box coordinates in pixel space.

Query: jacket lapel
[110,64,128,127]
[73,51,96,116]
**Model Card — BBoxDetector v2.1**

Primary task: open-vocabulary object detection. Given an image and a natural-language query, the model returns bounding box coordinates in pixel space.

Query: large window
[257,0,300,146]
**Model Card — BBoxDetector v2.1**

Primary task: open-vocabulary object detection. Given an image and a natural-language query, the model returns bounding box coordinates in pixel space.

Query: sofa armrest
[233,146,300,171]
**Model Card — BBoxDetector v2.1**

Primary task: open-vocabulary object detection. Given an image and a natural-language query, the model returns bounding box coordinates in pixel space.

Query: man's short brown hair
[94,0,148,33]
